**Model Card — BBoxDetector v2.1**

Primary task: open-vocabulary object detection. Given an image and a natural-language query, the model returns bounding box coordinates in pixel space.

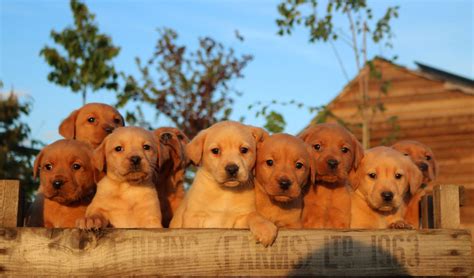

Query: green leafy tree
[276,0,399,148]
[40,0,120,105]
[118,28,253,138]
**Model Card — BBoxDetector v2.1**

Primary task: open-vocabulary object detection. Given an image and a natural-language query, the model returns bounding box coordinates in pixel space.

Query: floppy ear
[349,168,362,191]
[157,142,171,169]
[349,132,364,171]
[92,138,108,174]
[406,160,424,194]
[305,145,317,185]
[185,129,208,166]
[33,149,44,179]
[59,109,80,139]
[297,127,313,143]
[247,125,269,145]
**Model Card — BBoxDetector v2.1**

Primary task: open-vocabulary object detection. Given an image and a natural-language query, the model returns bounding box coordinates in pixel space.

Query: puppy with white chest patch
[77,126,163,229]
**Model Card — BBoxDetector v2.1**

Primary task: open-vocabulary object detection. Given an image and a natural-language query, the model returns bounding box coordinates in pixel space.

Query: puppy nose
[381,191,394,202]
[52,179,64,190]
[130,156,141,166]
[225,164,239,177]
[327,159,339,169]
[419,162,428,172]
[161,132,173,141]
[104,126,114,133]
[278,178,292,190]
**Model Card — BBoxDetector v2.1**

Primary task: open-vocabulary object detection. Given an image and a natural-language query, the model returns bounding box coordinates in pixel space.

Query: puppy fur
[392,140,438,227]
[59,103,124,148]
[29,139,96,228]
[153,127,190,228]
[77,127,163,229]
[350,146,423,229]
[255,133,312,228]
[170,121,277,246]
[299,123,363,228]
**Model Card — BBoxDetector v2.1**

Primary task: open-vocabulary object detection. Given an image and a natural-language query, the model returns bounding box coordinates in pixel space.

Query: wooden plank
[0,228,471,276]
[0,180,19,228]
[433,185,461,229]
[420,195,434,229]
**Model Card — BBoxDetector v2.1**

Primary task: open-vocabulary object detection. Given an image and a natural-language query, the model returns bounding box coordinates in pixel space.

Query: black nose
[381,191,394,202]
[130,156,141,166]
[327,159,339,169]
[225,164,239,177]
[161,132,173,142]
[278,178,292,190]
[104,126,114,133]
[52,180,64,190]
[419,162,428,171]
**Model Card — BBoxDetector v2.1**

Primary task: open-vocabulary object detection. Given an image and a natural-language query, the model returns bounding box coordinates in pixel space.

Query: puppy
[298,123,363,228]
[350,146,423,229]
[59,103,124,148]
[392,140,438,227]
[255,133,312,228]
[76,127,163,229]
[153,127,190,227]
[28,140,96,228]
[170,121,277,246]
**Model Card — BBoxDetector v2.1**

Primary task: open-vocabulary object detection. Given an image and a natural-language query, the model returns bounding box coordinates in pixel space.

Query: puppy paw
[76,215,109,230]
[389,220,413,230]
[249,221,278,247]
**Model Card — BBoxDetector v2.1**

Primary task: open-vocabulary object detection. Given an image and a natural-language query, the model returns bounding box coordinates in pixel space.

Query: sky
[1,0,473,146]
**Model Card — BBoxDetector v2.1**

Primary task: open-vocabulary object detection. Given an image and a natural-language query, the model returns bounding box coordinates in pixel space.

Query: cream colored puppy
[170,121,276,246]
[77,126,163,229]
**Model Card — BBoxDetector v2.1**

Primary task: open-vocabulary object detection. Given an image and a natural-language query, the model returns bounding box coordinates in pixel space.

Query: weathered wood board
[0,228,471,276]
[0,180,19,228]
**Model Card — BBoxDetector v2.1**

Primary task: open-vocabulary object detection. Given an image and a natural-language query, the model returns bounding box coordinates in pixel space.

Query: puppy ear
[33,149,44,179]
[305,145,317,185]
[157,142,170,169]
[248,125,269,144]
[92,138,108,174]
[349,169,361,191]
[297,127,313,143]
[186,130,208,166]
[349,132,364,171]
[406,160,424,194]
[59,109,79,139]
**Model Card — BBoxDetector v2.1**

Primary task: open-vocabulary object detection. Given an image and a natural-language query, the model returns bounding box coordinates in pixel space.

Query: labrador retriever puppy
[153,127,190,227]
[350,146,423,229]
[59,103,124,149]
[298,123,363,228]
[392,140,438,227]
[28,139,96,228]
[255,133,312,229]
[169,121,277,246]
[76,126,163,229]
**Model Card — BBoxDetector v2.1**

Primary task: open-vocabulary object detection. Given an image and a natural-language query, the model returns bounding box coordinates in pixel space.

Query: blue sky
[1,0,473,146]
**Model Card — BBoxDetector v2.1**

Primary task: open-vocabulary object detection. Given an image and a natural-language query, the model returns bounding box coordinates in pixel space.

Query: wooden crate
[0,180,472,276]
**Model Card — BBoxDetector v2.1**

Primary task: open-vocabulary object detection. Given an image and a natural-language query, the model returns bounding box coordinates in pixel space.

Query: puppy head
[392,140,438,187]
[256,133,311,202]
[33,139,96,205]
[59,103,125,148]
[93,127,159,184]
[186,121,268,187]
[299,123,363,184]
[153,127,190,171]
[352,146,423,212]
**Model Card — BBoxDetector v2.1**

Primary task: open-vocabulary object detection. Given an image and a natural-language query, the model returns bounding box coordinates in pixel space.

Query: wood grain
[0,180,19,228]
[0,228,471,276]
[433,185,461,229]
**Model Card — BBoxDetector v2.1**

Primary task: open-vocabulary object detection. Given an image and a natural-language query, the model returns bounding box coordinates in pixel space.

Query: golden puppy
[298,123,363,228]
[76,127,163,229]
[59,103,124,148]
[255,133,312,228]
[350,146,423,229]
[153,127,190,227]
[392,140,438,227]
[29,140,96,228]
[170,121,276,246]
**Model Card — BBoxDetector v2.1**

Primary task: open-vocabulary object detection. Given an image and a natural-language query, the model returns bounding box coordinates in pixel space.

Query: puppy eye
[295,162,303,169]
[72,163,81,170]
[313,144,321,151]
[368,173,377,179]
[404,153,409,156]
[143,144,151,150]
[177,134,184,140]
[115,146,123,152]
[341,147,349,153]
[113,118,121,124]
[88,117,95,123]
[44,164,53,171]
[426,155,432,161]
[266,160,274,166]
[240,147,249,154]
[395,173,403,179]
[211,148,219,155]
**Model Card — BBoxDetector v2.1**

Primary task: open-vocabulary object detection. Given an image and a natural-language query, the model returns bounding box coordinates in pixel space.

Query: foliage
[40,0,120,105]
[117,28,253,138]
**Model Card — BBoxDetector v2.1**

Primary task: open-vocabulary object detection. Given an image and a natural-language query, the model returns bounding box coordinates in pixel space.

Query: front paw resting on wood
[389,220,413,229]
[76,215,109,230]
[248,212,278,247]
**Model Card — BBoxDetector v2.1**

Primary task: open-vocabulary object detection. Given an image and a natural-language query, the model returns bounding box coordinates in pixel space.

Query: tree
[118,28,253,138]
[40,0,120,105]
[276,0,399,148]
[0,82,40,199]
